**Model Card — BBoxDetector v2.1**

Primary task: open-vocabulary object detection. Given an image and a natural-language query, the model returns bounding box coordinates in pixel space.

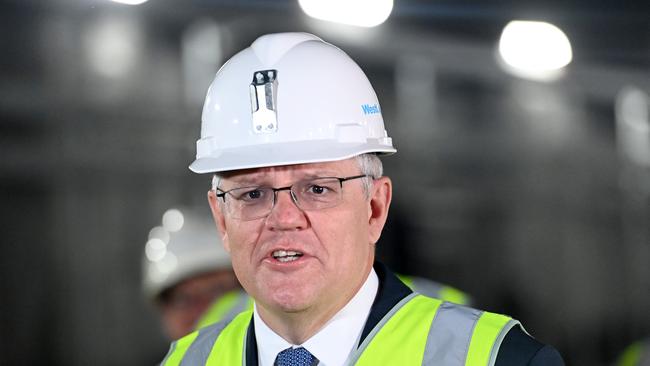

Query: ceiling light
[298,0,393,27]
[84,15,142,79]
[498,21,572,81]
[110,0,149,5]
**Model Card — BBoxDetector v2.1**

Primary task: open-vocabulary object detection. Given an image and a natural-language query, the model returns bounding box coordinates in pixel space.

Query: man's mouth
[272,250,304,263]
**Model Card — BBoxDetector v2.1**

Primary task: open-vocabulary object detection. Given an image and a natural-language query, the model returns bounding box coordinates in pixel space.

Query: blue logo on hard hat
[361,104,380,115]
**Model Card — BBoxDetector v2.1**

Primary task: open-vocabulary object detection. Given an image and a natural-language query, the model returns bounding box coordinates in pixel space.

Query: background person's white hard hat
[142,207,230,300]
[190,32,396,174]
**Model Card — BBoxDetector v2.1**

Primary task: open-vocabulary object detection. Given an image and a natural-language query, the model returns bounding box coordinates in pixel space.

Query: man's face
[158,269,239,340]
[208,158,391,319]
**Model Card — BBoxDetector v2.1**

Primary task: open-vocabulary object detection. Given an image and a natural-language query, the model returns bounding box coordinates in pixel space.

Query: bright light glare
[616,86,650,166]
[84,15,141,78]
[298,0,393,27]
[498,21,572,80]
[147,265,167,283]
[148,226,170,243]
[182,19,223,106]
[110,0,149,5]
[145,238,167,262]
[163,209,184,232]
[617,87,649,131]
[156,252,178,274]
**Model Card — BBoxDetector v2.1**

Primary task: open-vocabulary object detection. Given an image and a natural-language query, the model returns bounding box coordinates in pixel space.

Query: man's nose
[265,189,308,230]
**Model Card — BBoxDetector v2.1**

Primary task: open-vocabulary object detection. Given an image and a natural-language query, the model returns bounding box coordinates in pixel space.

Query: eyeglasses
[215,174,372,221]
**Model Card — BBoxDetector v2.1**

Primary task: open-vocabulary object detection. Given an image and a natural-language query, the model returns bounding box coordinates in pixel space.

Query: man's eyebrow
[296,172,340,179]
[223,174,277,187]
[222,178,265,187]
[224,171,342,187]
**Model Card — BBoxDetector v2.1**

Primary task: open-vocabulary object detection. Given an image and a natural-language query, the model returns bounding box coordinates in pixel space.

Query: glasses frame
[215,174,372,220]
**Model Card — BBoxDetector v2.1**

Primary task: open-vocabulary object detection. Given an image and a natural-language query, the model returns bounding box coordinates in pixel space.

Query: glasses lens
[293,178,343,210]
[220,176,361,220]
[225,186,273,220]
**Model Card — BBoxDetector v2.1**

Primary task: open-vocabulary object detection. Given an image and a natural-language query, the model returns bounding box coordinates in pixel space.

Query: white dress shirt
[254,269,379,366]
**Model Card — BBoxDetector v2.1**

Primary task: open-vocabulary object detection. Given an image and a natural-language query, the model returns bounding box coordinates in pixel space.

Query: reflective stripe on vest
[351,294,439,365]
[466,312,519,365]
[353,295,518,366]
[204,310,250,365]
[161,294,518,365]
[195,290,253,330]
[162,311,251,366]
[397,274,471,306]
[161,331,200,366]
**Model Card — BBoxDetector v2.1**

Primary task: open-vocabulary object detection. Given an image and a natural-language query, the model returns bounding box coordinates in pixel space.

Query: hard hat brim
[189,140,396,174]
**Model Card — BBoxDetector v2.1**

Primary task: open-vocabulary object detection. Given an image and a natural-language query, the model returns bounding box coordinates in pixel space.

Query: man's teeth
[272,250,303,262]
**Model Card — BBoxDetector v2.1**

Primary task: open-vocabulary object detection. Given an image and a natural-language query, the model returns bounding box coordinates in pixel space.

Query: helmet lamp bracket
[250,69,279,134]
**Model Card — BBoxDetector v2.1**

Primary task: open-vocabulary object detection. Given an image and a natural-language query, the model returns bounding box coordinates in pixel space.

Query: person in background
[397,274,471,306]
[616,339,650,366]
[142,207,245,340]
[161,32,564,365]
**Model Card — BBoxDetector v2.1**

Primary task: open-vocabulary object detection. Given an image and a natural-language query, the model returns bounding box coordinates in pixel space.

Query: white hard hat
[190,32,396,174]
[142,207,230,300]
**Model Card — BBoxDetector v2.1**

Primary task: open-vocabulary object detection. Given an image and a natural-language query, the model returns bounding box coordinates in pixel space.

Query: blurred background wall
[0,0,648,365]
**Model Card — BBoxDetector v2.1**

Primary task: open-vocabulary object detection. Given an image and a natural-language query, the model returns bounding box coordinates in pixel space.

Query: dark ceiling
[2,0,648,70]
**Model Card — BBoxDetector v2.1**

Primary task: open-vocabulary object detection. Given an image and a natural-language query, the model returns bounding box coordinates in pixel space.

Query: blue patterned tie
[274,347,316,366]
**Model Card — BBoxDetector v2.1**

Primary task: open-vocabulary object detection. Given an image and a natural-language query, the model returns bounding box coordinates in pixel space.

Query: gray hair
[211,153,384,198]
[355,153,383,198]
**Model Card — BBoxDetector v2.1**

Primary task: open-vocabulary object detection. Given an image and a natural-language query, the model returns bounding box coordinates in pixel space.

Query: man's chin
[259,289,315,314]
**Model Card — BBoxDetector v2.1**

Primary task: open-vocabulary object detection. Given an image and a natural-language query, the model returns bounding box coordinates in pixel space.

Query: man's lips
[258,235,315,264]
[271,249,304,263]
[261,245,313,265]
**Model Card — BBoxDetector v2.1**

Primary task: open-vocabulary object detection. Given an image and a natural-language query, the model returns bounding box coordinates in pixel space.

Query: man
[161,32,564,365]
[143,207,245,340]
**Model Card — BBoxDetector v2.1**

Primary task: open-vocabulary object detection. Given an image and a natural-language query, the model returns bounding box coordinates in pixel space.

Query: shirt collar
[253,269,379,366]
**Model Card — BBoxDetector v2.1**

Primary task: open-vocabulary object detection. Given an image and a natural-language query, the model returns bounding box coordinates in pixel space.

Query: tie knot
[275,347,316,366]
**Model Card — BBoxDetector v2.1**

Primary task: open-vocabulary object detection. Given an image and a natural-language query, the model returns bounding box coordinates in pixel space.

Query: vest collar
[244,262,413,366]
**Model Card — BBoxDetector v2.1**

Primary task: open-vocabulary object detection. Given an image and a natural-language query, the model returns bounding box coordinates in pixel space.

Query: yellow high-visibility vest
[164,294,517,366]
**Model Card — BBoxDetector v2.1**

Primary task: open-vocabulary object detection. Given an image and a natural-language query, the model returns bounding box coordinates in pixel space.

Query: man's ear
[208,190,231,253]
[368,176,392,244]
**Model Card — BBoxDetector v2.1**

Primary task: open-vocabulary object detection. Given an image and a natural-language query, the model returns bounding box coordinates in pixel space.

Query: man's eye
[245,189,263,200]
[309,185,327,195]
[233,188,265,201]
